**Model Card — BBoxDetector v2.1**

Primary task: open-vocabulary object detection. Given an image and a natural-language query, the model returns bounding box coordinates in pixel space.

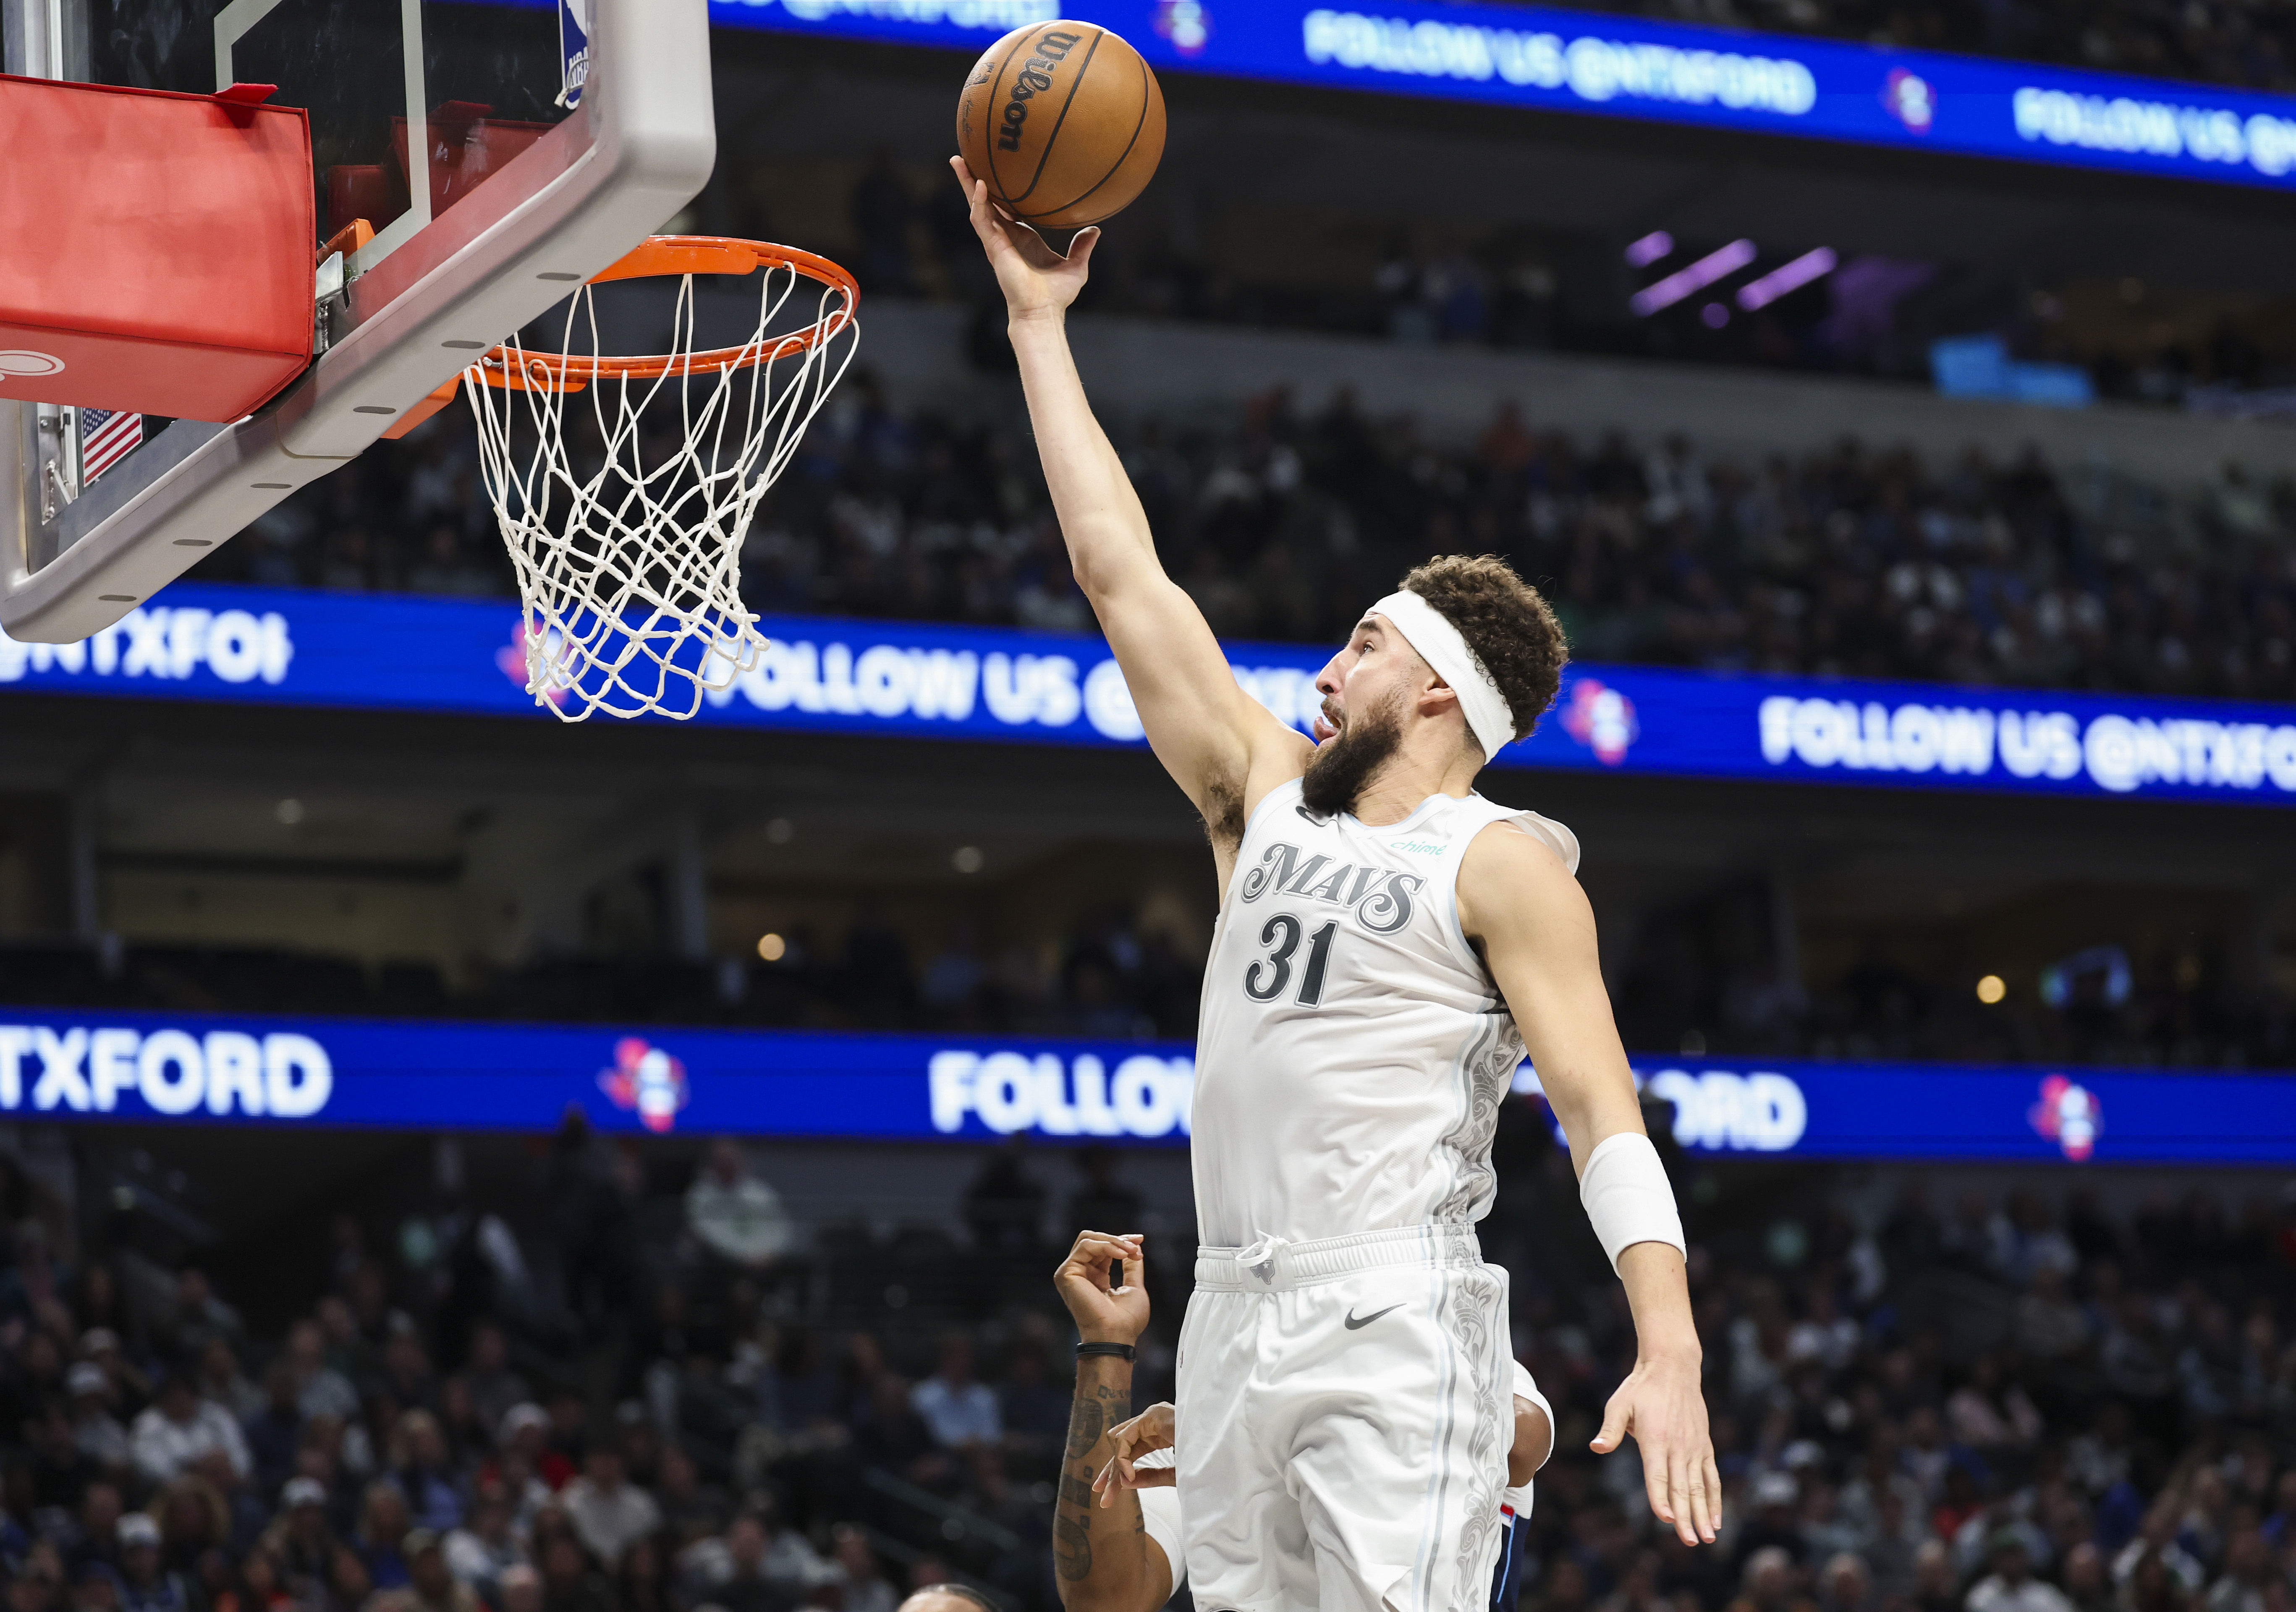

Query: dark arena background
[4,5,2296,1612]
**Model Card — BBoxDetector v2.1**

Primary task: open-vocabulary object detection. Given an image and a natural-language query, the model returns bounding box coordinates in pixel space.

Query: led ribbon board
[632,0,2296,193]
[5,584,2296,808]
[0,1010,2288,1162]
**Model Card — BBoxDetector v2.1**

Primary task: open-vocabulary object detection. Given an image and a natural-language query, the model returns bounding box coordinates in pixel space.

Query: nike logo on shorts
[1343,1303,1405,1329]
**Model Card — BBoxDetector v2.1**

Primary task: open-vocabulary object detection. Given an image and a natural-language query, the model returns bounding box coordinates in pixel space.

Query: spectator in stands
[686,1141,794,1282]
[130,1372,249,1488]
[68,1363,130,1476]
[115,1515,188,1612]
[1063,1148,1143,1246]
[374,1532,479,1612]
[558,1445,658,1569]
[1819,1551,1875,1612]
[678,1504,830,1612]
[388,1411,464,1535]
[440,1481,522,1599]
[2203,1528,2276,1612]
[285,1322,359,1424]
[535,1532,613,1612]
[831,1526,896,1612]
[1969,1533,2075,1612]
[357,1480,416,1591]
[910,1335,999,1454]
[241,1364,303,1503]
[457,1324,528,1443]
[961,1141,1044,1252]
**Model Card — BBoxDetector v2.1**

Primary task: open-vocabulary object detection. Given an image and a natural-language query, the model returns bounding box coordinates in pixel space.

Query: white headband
[1368,590,1517,761]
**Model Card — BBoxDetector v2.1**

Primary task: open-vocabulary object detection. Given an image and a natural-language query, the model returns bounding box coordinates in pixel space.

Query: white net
[466,246,859,722]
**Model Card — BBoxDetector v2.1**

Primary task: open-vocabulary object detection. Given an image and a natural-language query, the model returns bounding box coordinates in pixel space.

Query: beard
[1301,688,1406,818]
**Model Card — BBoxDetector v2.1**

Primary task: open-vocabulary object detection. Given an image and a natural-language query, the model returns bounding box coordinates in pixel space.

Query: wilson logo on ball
[997,31,1081,151]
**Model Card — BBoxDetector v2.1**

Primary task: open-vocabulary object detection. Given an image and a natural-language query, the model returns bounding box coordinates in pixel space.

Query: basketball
[956,21,1166,230]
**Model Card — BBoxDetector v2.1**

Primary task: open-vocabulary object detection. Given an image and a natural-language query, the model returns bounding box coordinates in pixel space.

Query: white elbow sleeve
[1578,1131,1686,1274]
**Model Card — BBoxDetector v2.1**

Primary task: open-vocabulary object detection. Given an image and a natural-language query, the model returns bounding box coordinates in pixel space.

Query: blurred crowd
[194,382,2296,708]
[0,1115,2292,1612]
[0,905,1202,1043]
[1491,1147,2296,1612]
[1613,890,2291,1076]
[1530,0,2296,95]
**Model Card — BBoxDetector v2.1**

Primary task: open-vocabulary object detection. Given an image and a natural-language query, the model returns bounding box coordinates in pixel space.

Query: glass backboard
[2,0,710,643]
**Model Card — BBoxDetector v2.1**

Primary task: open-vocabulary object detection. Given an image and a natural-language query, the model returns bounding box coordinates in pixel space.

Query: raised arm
[1457,826,1720,1549]
[1049,1231,1170,1612]
[951,160,1307,836]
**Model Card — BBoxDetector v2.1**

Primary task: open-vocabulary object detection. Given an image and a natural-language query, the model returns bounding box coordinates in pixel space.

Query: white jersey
[1191,777,1580,1248]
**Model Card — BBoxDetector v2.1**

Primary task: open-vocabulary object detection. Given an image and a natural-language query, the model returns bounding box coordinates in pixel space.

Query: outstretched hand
[1093,1400,1177,1504]
[1592,1353,1722,1548]
[950,156,1100,323]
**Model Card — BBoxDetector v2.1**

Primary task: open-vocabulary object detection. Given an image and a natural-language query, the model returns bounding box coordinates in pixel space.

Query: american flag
[79,408,143,483]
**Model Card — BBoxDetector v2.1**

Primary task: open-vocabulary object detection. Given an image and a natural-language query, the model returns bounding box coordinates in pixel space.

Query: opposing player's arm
[952,160,1307,829]
[1458,824,1720,1548]
[1509,1393,1552,1488]
[1050,1232,1171,1612]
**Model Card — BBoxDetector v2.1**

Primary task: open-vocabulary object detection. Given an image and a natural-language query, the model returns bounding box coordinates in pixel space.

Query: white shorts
[1175,1225,1511,1612]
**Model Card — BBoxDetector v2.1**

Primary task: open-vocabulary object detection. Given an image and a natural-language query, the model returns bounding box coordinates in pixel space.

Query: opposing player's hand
[1053,1230,1148,1345]
[950,156,1099,322]
[1592,1353,1721,1547]
[1093,1400,1176,1505]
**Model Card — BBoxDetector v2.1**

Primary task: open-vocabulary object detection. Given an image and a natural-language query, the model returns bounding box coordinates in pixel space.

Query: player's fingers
[1666,1448,1695,1545]
[1058,1231,1140,1278]
[1703,1451,1725,1539]
[1590,1395,1629,1455]
[1133,1467,1176,1489]
[1687,1453,1717,1544]
[1642,1441,1673,1525]
[1070,1230,1142,1264]
[1068,226,1103,267]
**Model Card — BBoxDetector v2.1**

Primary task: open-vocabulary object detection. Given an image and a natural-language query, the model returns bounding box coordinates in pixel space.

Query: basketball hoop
[461,235,859,722]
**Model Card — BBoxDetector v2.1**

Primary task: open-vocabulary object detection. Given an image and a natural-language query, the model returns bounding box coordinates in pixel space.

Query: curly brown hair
[1398,553,1568,751]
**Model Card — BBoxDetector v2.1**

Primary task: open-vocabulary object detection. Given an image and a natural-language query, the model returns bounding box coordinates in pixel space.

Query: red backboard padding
[0,73,315,423]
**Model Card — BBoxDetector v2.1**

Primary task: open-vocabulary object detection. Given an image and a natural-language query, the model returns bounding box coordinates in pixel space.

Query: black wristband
[1075,1342,1136,1361]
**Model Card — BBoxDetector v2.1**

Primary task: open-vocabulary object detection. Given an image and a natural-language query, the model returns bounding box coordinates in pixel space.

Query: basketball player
[952,158,1718,1612]
[1048,1231,1551,1612]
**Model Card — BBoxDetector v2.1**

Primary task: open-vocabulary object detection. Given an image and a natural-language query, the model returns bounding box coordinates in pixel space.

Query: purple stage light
[1629,239,1757,316]
[1624,230,1674,268]
[1737,246,1840,311]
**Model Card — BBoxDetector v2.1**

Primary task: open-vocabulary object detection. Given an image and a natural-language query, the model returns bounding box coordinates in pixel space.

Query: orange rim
[471,236,859,390]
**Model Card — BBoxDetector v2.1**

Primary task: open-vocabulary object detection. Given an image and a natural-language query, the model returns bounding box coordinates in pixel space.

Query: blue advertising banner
[6,584,2296,807]
[620,0,2296,194]
[0,1007,2289,1164]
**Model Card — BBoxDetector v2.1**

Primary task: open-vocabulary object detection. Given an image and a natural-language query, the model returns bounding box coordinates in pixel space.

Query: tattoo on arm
[1054,1361,1140,1592]
[1052,1515,1093,1581]
[1063,1398,1103,1460]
